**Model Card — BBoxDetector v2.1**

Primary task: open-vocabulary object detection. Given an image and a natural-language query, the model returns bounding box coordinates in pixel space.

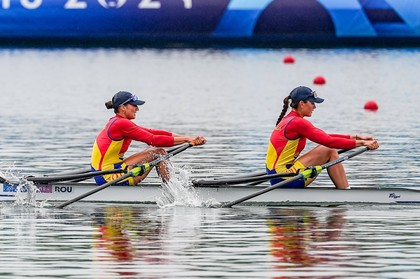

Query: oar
[26,169,126,184]
[193,171,296,186]
[209,170,267,181]
[196,148,354,186]
[27,143,192,184]
[56,143,193,209]
[221,147,370,208]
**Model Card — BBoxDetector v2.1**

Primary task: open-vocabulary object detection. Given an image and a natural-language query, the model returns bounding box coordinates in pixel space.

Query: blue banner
[0,0,419,45]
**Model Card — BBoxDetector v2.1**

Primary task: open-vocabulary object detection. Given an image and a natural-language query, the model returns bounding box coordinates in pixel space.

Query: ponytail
[275,96,291,126]
[105,101,113,109]
[105,100,119,114]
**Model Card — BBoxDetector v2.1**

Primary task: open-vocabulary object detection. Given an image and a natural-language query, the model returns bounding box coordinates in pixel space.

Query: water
[2,204,420,278]
[0,47,419,278]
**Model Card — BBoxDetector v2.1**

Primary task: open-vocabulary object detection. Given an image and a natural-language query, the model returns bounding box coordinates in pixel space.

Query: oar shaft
[338,148,352,155]
[322,147,369,169]
[210,171,267,181]
[55,172,132,209]
[146,143,192,167]
[27,169,125,184]
[222,147,370,207]
[222,174,303,207]
[166,143,190,153]
[194,172,295,186]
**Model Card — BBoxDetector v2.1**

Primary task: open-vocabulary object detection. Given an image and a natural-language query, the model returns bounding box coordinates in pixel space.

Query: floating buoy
[364,100,379,111]
[283,55,295,64]
[313,76,326,85]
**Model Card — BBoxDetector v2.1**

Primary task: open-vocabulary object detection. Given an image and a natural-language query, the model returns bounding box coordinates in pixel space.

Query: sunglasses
[120,95,139,106]
[302,91,317,101]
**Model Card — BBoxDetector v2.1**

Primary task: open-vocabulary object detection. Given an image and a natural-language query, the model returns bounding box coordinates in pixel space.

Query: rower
[91,91,206,186]
[265,86,379,189]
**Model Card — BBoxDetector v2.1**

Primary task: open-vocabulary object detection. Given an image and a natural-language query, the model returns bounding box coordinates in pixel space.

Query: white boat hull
[2,182,420,206]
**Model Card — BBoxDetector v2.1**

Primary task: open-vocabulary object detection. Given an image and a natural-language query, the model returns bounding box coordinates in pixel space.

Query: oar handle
[130,143,193,176]
[163,142,193,157]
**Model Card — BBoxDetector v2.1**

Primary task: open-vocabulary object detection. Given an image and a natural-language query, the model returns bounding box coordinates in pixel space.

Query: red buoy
[313,76,326,85]
[283,55,295,64]
[364,100,379,111]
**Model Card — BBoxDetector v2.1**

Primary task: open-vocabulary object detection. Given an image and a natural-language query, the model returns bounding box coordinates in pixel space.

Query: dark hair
[105,101,119,114]
[275,96,300,126]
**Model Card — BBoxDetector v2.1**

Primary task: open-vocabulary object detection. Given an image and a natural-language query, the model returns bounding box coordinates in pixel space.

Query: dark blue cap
[289,86,324,103]
[112,91,145,108]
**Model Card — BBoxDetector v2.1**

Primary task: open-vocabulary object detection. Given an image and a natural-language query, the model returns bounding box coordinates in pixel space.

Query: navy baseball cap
[289,86,324,103]
[112,91,145,108]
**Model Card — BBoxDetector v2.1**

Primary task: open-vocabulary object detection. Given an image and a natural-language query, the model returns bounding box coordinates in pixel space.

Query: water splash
[13,180,49,208]
[0,163,47,208]
[156,164,221,208]
[156,165,202,208]
[0,162,23,184]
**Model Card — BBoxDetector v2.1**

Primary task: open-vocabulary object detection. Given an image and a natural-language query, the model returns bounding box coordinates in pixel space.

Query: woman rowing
[266,86,379,189]
[91,91,206,186]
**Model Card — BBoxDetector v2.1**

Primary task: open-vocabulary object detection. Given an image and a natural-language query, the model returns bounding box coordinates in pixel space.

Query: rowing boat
[1,181,420,206]
[1,147,397,207]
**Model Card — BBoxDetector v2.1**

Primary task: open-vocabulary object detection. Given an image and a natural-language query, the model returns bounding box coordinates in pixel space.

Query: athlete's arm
[288,118,356,149]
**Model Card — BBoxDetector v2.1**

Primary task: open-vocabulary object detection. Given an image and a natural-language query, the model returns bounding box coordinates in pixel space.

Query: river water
[0,47,419,278]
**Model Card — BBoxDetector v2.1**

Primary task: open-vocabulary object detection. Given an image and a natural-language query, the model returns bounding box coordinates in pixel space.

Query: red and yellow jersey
[266,111,356,173]
[91,115,175,171]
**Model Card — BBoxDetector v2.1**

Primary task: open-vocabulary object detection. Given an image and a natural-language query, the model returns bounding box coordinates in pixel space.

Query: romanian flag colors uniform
[91,115,175,186]
[266,111,356,188]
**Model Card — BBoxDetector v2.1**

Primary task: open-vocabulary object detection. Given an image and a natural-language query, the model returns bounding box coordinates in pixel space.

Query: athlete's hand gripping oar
[26,143,192,184]
[193,148,353,186]
[221,147,370,208]
[56,143,193,209]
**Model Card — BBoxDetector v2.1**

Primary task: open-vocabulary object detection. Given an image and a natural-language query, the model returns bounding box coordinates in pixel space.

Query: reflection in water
[91,205,214,278]
[2,204,420,278]
[93,206,164,278]
[95,207,135,262]
[89,205,350,277]
[267,208,347,268]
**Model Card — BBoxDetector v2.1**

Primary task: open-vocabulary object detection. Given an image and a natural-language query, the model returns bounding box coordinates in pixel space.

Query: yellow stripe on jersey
[91,139,125,171]
[266,137,300,173]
